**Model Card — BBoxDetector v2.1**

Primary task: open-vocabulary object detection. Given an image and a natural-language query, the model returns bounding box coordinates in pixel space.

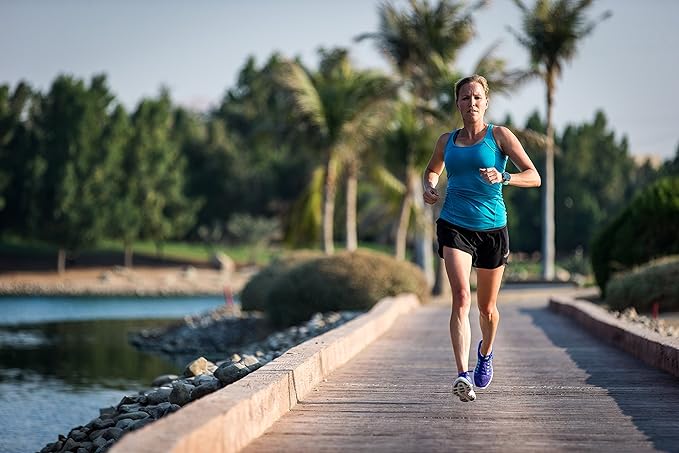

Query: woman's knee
[451,287,472,311]
[477,302,498,318]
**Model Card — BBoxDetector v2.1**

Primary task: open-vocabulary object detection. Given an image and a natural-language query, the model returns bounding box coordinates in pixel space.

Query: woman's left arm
[493,125,541,188]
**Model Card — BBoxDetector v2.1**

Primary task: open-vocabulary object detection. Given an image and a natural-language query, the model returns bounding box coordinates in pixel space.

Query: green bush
[239,250,324,312]
[245,249,429,327]
[605,256,679,312]
[591,177,679,294]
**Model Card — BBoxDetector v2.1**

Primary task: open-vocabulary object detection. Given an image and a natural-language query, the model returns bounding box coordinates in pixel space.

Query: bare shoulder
[437,131,452,145]
[491,125,517,143]
[492,125,522,154]
[434,131,452,153]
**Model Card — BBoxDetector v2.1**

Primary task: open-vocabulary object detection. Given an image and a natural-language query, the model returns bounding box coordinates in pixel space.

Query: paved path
[243,287,679,452]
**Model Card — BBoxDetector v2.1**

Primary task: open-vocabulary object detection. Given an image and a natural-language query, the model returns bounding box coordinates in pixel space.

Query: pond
[0,296,228,453]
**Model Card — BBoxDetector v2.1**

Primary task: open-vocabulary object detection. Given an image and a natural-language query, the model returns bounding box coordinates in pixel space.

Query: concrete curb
[110,293,420,453]
[549,296,679,378]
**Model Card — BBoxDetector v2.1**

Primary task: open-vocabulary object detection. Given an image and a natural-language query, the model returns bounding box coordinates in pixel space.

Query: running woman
[422,74,541,402]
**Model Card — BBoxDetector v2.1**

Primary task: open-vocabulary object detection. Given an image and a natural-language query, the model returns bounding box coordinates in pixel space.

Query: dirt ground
[0,265,256,297]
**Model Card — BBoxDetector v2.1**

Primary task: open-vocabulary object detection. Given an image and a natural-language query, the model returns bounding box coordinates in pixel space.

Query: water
[0,296,226,453]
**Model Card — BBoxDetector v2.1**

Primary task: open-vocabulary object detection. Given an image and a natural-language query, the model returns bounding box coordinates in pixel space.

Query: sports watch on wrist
[501,171,511,185]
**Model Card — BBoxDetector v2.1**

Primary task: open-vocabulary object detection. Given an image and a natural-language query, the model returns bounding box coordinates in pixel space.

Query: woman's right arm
[422,133,449,205]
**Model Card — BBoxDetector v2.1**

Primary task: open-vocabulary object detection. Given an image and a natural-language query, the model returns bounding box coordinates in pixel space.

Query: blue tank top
[439,124,508,231]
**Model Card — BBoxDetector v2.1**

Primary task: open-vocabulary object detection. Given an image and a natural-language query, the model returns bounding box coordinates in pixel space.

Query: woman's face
[456,81,488,122]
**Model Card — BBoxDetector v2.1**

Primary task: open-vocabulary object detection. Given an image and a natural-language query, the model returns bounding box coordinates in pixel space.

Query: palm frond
[273,60,326,133]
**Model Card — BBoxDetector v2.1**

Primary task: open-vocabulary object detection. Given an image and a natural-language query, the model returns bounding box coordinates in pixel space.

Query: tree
[377,101,437,260]
[274,48,396,254]
[556,110,634,254]
[0,82,40,233]
[509,0,610,279]
[213,55,318,239]
[29,75,121,272]
[114,91,199,265]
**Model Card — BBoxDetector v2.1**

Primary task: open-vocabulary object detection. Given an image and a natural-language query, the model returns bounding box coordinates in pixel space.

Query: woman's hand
[479,167,502,185]
[423,186,440,205]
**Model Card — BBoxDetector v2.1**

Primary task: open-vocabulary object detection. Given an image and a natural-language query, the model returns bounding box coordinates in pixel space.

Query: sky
[2,0,678,161]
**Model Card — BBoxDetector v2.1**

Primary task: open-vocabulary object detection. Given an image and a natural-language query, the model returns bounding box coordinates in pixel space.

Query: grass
[0,235,282,267]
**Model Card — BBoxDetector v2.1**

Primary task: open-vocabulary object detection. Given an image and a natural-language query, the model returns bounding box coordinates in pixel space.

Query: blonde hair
[454,74,489,102]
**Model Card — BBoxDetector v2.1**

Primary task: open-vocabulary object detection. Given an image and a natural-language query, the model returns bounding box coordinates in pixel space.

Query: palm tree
[376,101,437,260]
[509,0,610,280]
[275,48,397,254]
[358,0,488,285]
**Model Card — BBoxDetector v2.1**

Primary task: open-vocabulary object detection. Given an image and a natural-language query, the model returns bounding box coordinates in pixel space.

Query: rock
[130,417,154,431]
[68,429,88,442]
[241,354,262,372]
[92,436,107,450]
[100,406,117,419]
[40,440,62,453]
[61,438,79,451]
[117,403,142,413]
[145,387,172,405]
[143,402,173,419]
[183,356,217,377]
[101,427,123,441]
[190,379,222,401]
[94,439,117,453]
[115,418,135,430]
[151,374,178,387]
[193,374,220,386]
[214,361,249,386]
[91,417,116,430]
[117,394,145,408]
[114,411,149,422]
[169,381,193,406]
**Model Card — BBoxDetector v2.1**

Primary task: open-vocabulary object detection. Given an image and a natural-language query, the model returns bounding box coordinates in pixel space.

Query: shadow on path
[522,306,679,453]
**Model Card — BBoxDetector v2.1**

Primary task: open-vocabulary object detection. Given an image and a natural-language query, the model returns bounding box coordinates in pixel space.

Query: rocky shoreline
[39,305,361,453]
[613,306,679,338]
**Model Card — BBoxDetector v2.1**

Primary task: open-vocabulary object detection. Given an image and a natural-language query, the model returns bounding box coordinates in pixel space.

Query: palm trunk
[411,171,435,288]
[57,248,66,275]
[124,241,134,268]
[322,155,337,254]
[542,73,556,280]
[395,193,412,260]
[345,159,358,252]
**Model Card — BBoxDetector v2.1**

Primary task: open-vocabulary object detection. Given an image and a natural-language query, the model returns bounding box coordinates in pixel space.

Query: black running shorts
[436,218,509,269]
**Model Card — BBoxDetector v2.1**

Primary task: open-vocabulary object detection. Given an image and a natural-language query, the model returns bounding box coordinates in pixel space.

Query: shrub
[239,250,323,312]
[591,176,679,293]
[605,256,679,312]
[252,249,429,327]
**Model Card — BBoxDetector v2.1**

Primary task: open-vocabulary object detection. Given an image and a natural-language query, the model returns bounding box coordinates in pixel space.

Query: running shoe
[452,371,476,402]
[473,340,493,389]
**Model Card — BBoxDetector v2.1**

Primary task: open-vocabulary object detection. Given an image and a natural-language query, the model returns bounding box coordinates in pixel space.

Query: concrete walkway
[243,287,679,452]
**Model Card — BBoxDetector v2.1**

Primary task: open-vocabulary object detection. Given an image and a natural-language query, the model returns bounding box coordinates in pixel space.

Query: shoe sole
[452,378,476,402]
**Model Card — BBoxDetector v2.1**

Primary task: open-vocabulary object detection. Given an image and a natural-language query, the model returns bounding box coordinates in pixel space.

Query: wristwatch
[501,172,511,185]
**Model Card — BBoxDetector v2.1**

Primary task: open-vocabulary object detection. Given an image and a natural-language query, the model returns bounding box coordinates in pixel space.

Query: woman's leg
[475,266,505,355]
[442,246,473,373]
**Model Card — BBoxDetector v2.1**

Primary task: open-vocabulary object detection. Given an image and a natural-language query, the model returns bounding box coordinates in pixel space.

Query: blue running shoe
[473,341,493,389]
[452,371,476,402]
